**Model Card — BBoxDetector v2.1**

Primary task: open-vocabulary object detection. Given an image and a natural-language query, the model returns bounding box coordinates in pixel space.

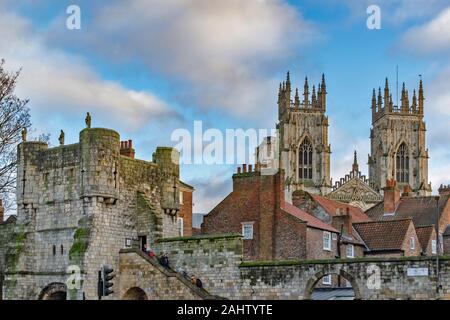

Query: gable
[327,177,382,205]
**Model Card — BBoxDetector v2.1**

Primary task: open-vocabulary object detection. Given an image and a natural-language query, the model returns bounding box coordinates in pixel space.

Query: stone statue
[21,127,27,142]
[85,112,91,128]
[59,130,65,145]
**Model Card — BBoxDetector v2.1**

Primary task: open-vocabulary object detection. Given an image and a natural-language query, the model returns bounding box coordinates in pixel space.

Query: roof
[281,202,338,233]
[365,195,450,228]
[179,180,194,190]
[415,226,435,252]
[310,194,371,223]
[353,219,414,251]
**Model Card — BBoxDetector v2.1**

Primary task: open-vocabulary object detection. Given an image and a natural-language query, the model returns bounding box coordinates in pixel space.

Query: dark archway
[38,282,67,300]
[304,269,362,300]
[122,287,148,300]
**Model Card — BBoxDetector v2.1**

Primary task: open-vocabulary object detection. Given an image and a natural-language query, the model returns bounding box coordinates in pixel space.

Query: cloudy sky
[2,0,450,213]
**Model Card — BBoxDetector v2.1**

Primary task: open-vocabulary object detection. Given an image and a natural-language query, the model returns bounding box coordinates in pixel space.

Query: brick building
[201,165,339,261]
[365,179,450,254]
[353,219,422,257]
[178,181,194,236]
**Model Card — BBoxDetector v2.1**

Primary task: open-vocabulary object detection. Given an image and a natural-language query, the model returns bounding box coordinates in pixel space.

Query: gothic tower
[277,72,331,201]
[368,78,431,196]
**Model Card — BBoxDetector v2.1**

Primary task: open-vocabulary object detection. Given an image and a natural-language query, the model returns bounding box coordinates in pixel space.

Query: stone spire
[312,85,317,108]
[352,150,359,172]
[285,71,291,101]
[384,78,390,109]
[418,77,424,115]
[412,89,417,113]
[303,77,309,108]
[401,83,408,112]
[294,87,300,109]
[377,87,382,112]
[321,74,327,110]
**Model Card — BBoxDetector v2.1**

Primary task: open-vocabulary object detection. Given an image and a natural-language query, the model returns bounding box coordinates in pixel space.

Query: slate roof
[310,194,371,223]
[415,225,434,252]
[282,202,338,233]
[365,195,450,228]
[353,219,413,251]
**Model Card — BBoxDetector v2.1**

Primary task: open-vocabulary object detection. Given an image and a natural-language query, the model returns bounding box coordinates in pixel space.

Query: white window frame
[323,231,331,251]
[177,217,184,237]
[322,275,332,285]
[242,222,254,240]
[432,239,437,254]
[410,237,415,251]
[346,244,354,258]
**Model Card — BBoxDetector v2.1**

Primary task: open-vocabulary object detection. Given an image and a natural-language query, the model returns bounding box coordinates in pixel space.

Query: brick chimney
[0,199,4,223]
[332,207,352,235]
[438,184,450,196]
[383,179,400,214]
[120,140,135,159]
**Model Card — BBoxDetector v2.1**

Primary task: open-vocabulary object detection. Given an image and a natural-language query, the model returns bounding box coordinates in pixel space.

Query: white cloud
[47,0,317,122]
[0,10,173,131]
[399,7,450,55]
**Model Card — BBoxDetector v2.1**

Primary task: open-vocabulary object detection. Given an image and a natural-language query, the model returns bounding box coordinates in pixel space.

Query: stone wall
[2,127,184,300]
[155,234,243,299]
[118,249,217,300]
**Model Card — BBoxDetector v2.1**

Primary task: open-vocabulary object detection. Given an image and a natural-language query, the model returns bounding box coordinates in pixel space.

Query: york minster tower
[277,72,332,199]
[368,78,431,195]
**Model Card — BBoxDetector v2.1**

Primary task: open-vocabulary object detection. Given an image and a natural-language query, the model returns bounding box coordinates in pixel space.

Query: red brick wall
[422,228,437,256]
[401,223,422,257]
[306,228,338,260]
[274,210,307,260]
[179,190,193,236]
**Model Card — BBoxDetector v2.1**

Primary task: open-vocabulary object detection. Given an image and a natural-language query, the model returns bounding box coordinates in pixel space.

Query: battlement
[278,72,327,117]
[372,77,424,123]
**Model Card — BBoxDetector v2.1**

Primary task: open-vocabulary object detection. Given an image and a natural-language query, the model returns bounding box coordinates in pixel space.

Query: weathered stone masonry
[2,127,184,300]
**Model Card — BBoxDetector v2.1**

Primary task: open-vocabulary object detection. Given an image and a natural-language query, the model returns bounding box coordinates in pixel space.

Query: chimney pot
[249,165,253,172]
[243,164,247,173]
[237,167,241,174]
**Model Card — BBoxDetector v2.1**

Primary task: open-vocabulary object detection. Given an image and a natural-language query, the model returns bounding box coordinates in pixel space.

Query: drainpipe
[435,196,440,295]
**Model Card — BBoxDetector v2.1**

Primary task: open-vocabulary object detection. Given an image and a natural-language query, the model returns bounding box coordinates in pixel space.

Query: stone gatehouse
[0,125,193,300]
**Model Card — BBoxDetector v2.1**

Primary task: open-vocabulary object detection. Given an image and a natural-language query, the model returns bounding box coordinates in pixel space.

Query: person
[142,243,147,253]
[159,253,169,268]
[191,276,197,285]
[196,278,203,288]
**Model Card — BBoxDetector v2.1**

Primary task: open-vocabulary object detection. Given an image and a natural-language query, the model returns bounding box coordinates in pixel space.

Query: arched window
[299,139,313,180]
[396,143,409,183]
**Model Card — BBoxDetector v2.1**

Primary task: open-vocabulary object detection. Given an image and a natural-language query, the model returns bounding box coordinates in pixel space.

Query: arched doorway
[304,270,361,300]
[38,283,67,300]
[122,287,148,300]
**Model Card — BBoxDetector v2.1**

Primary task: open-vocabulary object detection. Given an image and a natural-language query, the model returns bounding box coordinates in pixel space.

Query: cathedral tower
[277,72,331,200]
[368,78,431,196]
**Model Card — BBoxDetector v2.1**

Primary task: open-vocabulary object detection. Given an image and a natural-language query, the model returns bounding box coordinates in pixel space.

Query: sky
[1,0,450,214]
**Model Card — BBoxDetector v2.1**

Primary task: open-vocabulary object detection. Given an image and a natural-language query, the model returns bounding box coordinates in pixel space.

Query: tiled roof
[415,226,434,252]
[310,194,371,223]
[353,219,413,251]
[282,202,338,233]
[365,195,450,228]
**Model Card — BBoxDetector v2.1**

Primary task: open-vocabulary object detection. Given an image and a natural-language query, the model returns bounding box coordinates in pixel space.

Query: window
[125,238,132,247]
[346,244,354,258]
[396,143,409,183]
[52,245,56,256]
[242,222,254,240]
[298,138,313,180]
[177,217,184,237]
[410,237,415,251]
[179,191,184,205]
[60,245,64,255]
[432,240,437,254]
[323,231,331,251]
[322,275,332,285]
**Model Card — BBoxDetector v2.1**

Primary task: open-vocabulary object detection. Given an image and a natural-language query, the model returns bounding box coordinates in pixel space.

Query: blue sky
[2,0,450,213]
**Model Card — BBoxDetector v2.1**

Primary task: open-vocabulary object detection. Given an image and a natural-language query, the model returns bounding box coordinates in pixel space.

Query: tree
[0,59,31,212]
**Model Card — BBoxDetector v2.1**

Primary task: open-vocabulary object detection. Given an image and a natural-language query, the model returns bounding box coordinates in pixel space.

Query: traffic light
[102,265,115,297]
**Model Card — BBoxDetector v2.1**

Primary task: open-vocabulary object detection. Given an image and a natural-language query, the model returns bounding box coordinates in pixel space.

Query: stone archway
[38,282,67,300]
[122,287,148,300]
[304,269,362,300]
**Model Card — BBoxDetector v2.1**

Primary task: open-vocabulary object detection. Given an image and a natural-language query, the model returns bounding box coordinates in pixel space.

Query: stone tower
[277,72,331,201]
[368,78,431,196]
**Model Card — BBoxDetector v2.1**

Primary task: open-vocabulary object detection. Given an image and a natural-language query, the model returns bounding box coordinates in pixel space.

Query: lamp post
[435,196,440,294]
